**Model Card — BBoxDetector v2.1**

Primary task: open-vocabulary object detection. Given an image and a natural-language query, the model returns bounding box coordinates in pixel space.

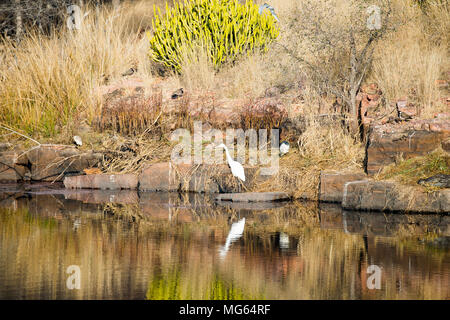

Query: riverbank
[0,0,449,214]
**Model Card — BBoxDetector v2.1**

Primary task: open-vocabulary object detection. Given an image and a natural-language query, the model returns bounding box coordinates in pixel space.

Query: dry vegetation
[376,148,450,186]
[0,0,448,176]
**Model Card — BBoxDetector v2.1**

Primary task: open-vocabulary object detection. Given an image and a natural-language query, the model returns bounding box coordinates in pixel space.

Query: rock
[64,174,138,190]
[0,151,30,182]
[365,120,450,175]
[418,174,450,188]
[319,171,367,203]
[27,146,102,181]
[358,84,383,126]
[396,100,416,120]
[215,192,290,202]
[0,167,22,182]
[0,143,13,152]
[139,162,260,193]
[342,180,448,213]
[139,162,183,192]
[442,138,450,152]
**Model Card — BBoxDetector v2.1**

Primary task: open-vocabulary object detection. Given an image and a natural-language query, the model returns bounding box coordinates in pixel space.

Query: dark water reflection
[0,189,448,299]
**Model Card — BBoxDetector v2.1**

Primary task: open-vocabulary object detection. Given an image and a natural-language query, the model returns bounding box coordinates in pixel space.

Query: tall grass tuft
[0,3,153,138]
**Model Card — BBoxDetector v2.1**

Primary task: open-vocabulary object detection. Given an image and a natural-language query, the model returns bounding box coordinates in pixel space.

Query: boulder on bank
[138,162,260,193]
[365,119,450,175]
[27,145,102,181]
[341,180,449,213]
[0,150,29,182]
[319,171,367,203]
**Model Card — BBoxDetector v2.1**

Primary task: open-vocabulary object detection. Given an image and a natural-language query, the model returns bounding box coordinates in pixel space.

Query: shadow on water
[0,188,448,299]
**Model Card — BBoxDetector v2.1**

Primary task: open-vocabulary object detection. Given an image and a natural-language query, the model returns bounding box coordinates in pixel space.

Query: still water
[0,187,449,299]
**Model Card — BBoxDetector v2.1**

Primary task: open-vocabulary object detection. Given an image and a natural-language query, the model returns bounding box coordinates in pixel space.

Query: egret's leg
[239,180,249,192]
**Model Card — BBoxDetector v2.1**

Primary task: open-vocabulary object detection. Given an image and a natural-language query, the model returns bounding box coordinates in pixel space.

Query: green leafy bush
[148,0,279,72]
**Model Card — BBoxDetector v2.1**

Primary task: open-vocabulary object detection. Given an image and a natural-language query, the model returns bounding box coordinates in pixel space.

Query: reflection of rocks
[423,236,450,249]
[215,192,290,202]
[216,201,288,210]
[64,189,139,204]
[1,189,448,239]
[319,204,450,236]
[64,174,138,190]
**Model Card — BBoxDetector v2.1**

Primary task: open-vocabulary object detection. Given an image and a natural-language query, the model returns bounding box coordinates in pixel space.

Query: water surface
[0,189,448,299]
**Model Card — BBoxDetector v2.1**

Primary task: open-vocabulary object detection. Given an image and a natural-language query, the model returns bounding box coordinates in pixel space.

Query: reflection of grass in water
[0,206,56,230]
[146,268,265,300]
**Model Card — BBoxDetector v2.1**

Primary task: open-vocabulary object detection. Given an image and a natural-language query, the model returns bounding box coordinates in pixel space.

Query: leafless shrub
[279,0,394,133]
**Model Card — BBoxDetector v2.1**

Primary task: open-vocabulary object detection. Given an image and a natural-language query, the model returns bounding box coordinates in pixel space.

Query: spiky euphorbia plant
[148,0,279,73]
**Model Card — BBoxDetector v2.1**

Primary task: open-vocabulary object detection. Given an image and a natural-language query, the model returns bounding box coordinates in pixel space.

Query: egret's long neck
[223,146,233,164]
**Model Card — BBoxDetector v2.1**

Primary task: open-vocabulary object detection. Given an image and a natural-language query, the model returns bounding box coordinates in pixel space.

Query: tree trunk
[14,0,22,40]
[348,33,359,135]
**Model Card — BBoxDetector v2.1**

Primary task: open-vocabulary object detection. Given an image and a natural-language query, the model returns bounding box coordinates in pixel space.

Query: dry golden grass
[367,0,449,118]
[255,118,365,199]
[0,1,159,140]
[0,0,447,177]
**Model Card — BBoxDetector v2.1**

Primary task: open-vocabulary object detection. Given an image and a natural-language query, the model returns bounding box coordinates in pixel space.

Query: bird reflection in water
[218,218,246,259]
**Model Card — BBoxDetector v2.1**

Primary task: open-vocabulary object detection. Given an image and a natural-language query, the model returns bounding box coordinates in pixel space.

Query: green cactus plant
[148,0,279,73]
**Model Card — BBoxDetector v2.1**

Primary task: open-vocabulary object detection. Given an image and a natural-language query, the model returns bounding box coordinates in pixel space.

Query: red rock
[434,112,450,119]
[396,99,407,109]
[139,162,260,193]
[138,162,182,192]
[0,151,29,182]
[27,146,102,181]
[365,120,449,175]
[435,79,448,88]
[319,171,367,203]
[342,180,448,213]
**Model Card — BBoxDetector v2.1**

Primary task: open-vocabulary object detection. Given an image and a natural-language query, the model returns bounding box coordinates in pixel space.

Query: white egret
[279,141,289,156]
[219,217,246,259]
[216,143,246,182]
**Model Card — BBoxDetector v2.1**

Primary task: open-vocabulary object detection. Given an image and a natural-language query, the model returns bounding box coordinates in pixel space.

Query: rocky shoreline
[1,117,449,214]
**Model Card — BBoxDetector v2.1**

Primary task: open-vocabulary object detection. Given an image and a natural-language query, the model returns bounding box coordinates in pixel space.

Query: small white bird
[216,143,245,182]
[219,217,246,259]
[259,3,279,22]
[279,141,289,156]
[73,135,82,146]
